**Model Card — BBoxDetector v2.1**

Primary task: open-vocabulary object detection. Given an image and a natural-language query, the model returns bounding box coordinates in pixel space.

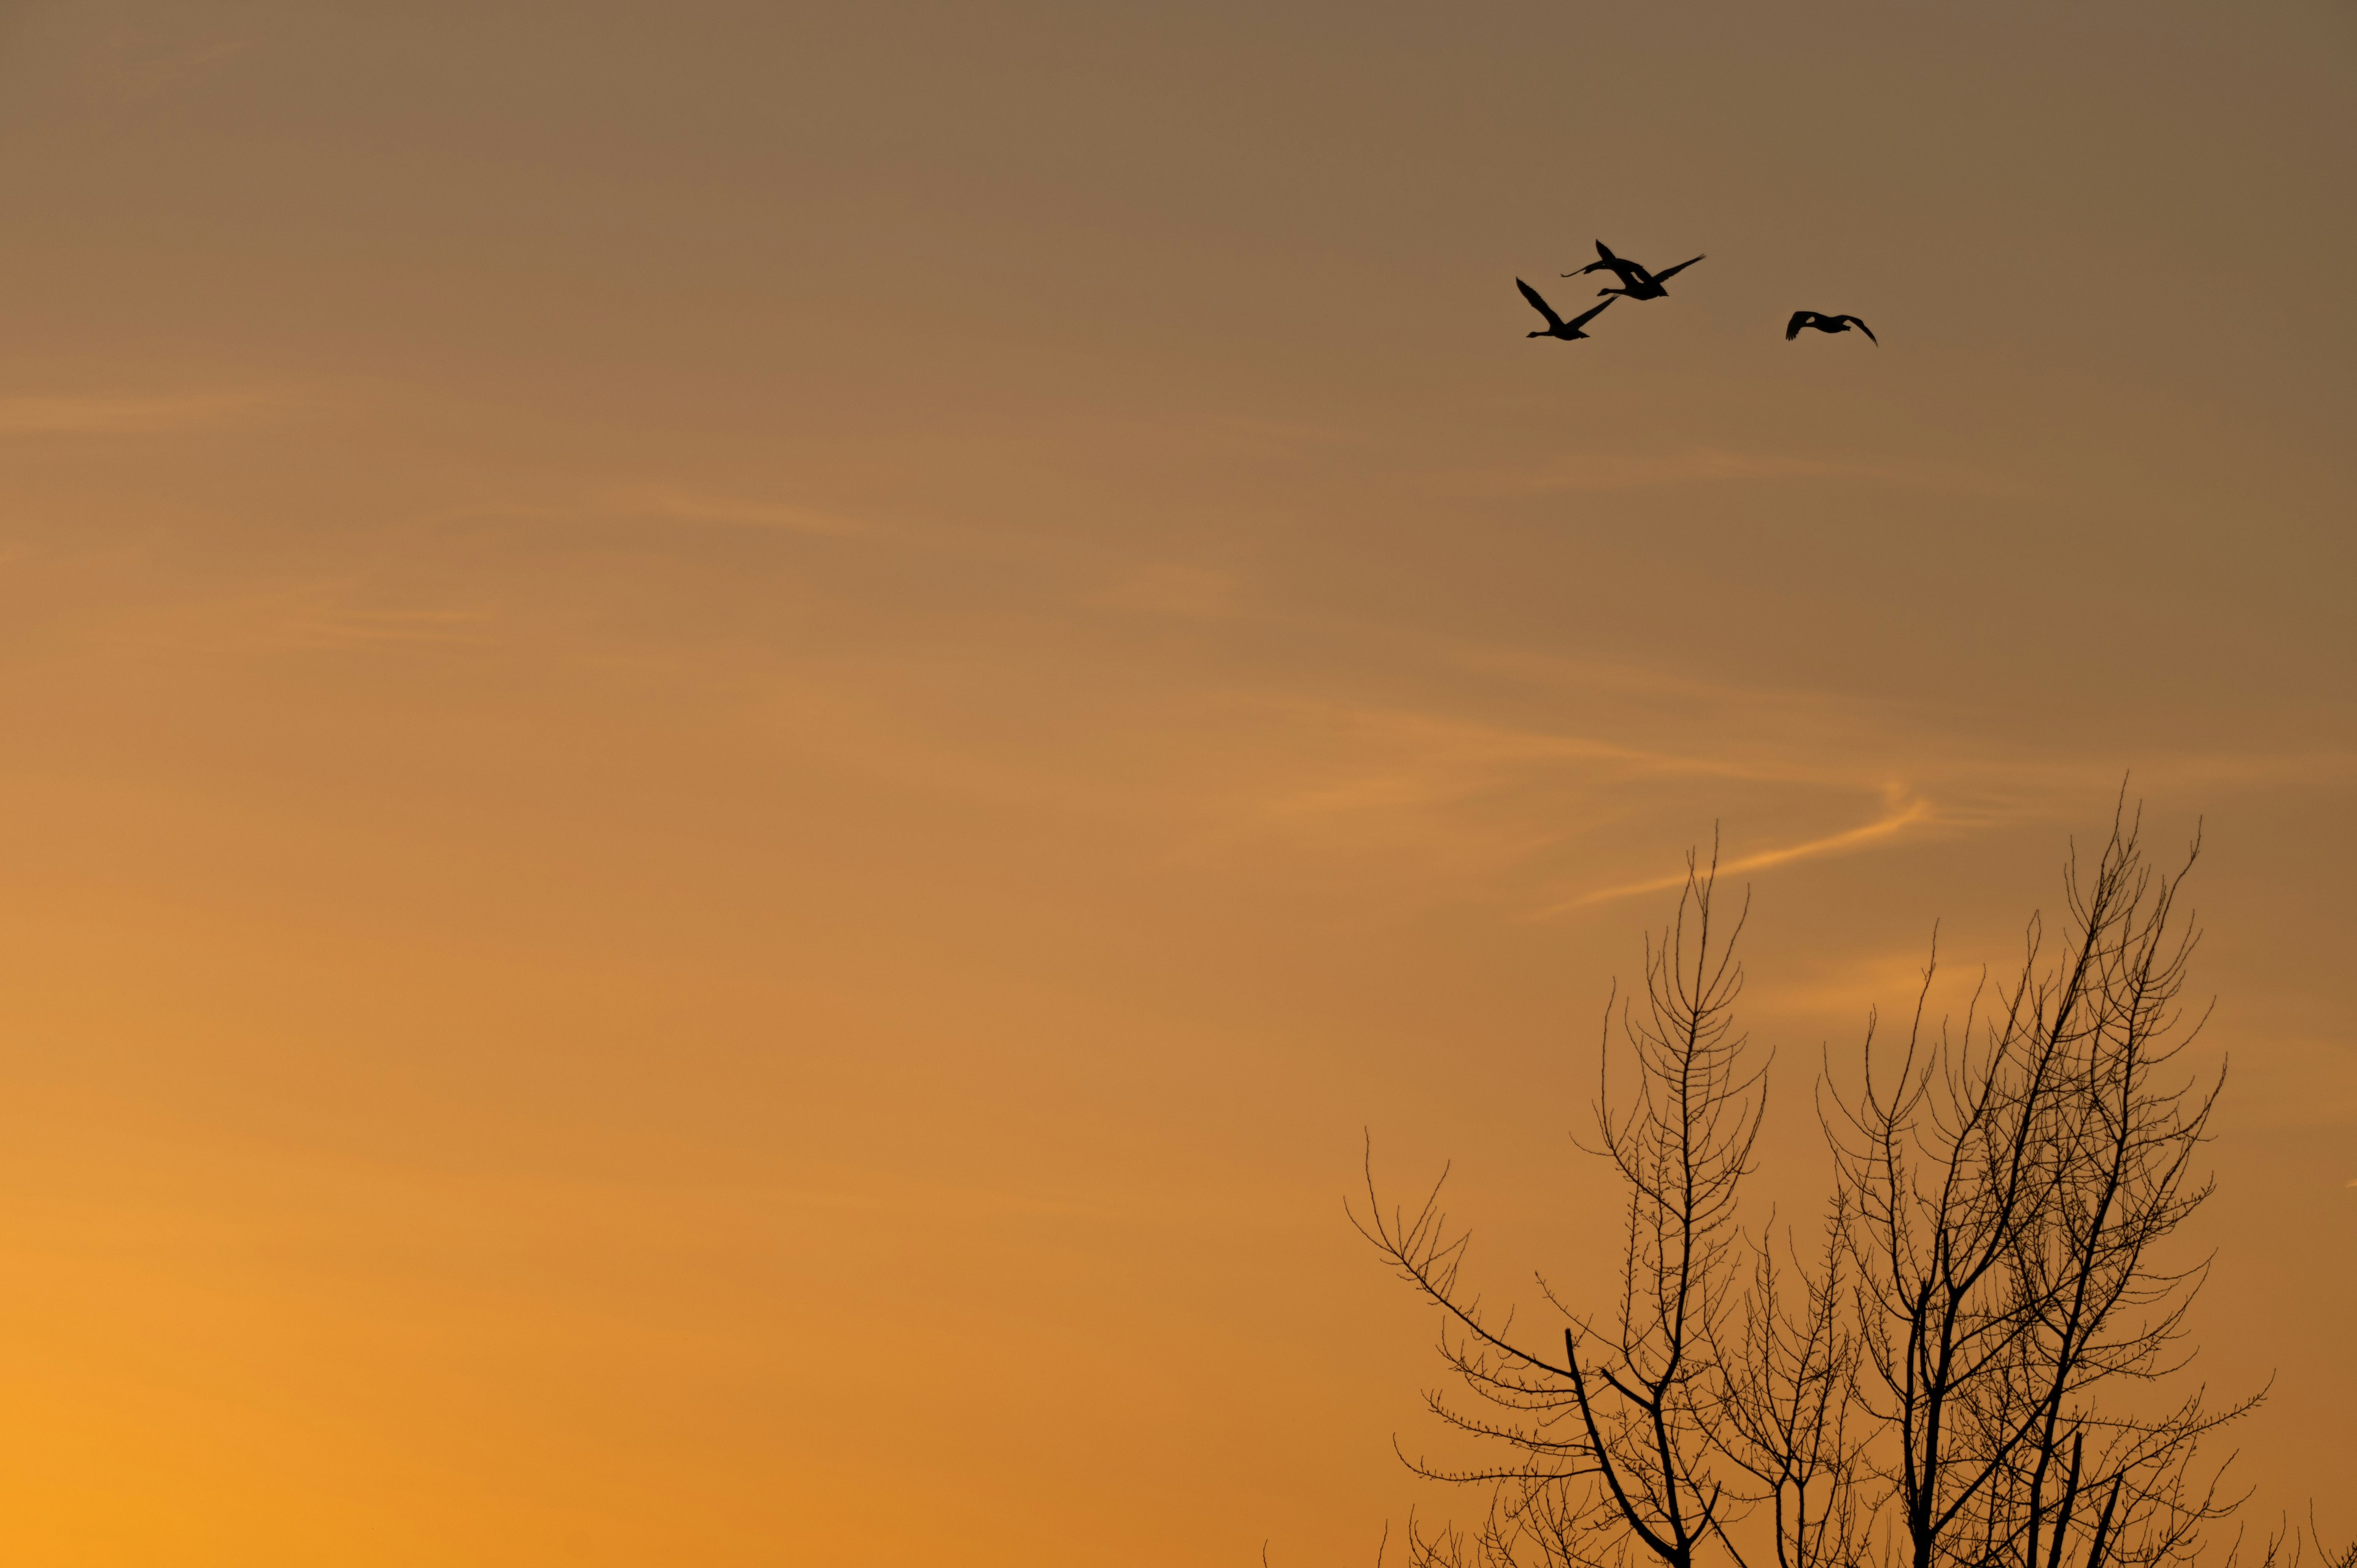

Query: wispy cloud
[1493,449,1886,492]
[1249,703,1871,831]
[1191,698,1898,897]
[277,608,495,650]
[1744,948,1951,1022]
[1457,447,2032,498]
[71,22,257,103]
[621,488,869,536]
[776,1181,1118,1221]
[1096,563,1242,619]
[0,393,261,435]
[1541,786,1935,913]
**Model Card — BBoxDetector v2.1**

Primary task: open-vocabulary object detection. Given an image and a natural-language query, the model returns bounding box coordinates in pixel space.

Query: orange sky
[0,2,2350,1562]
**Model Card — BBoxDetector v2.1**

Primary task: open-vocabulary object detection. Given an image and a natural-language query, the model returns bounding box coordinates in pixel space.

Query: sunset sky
[0,1,2351,1562]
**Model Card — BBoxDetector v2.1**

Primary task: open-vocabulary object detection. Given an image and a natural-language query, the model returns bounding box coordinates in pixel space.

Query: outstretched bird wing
[1838,315,1878,344]
[1568,241,1642,282]
[1568,296,1614,331]
[1517,278,1566,330]
[1785,311,1815,341]
[1649,255,1705,285]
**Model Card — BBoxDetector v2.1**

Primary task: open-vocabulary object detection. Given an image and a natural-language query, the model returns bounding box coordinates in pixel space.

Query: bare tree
[2226,1515,2357,1568]
[1355,800,2283,1568]
[1708,1205,1873,1568]
[1822,801,2259,1568]
[1354,845,1768,1568]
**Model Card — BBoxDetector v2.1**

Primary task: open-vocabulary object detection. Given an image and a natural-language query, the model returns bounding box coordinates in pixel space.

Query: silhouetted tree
[1823,804,2258,1568]
[1357,803,2287,1568]
[1356,845,1767,1567]
[1708,1199,1870,1568]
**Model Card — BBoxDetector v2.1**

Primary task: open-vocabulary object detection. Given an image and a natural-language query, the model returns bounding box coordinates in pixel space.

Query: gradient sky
[0,1,2351,1562]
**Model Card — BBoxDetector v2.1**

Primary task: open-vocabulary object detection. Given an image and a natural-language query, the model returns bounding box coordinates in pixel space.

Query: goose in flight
[1565,241,1705,301]
[1786,310,1878,344]
[1517,279,1614,341]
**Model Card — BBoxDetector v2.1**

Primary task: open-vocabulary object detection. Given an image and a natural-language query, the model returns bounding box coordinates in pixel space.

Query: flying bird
[1517,279,1614,341]
[1786,310,1878,344]
[1565,241,1705,301]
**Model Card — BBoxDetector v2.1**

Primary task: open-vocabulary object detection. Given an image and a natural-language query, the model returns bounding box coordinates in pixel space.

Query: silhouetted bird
[1517,280,1614,341]
[1565,241,1705,301]
[1786,311,1878,344]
